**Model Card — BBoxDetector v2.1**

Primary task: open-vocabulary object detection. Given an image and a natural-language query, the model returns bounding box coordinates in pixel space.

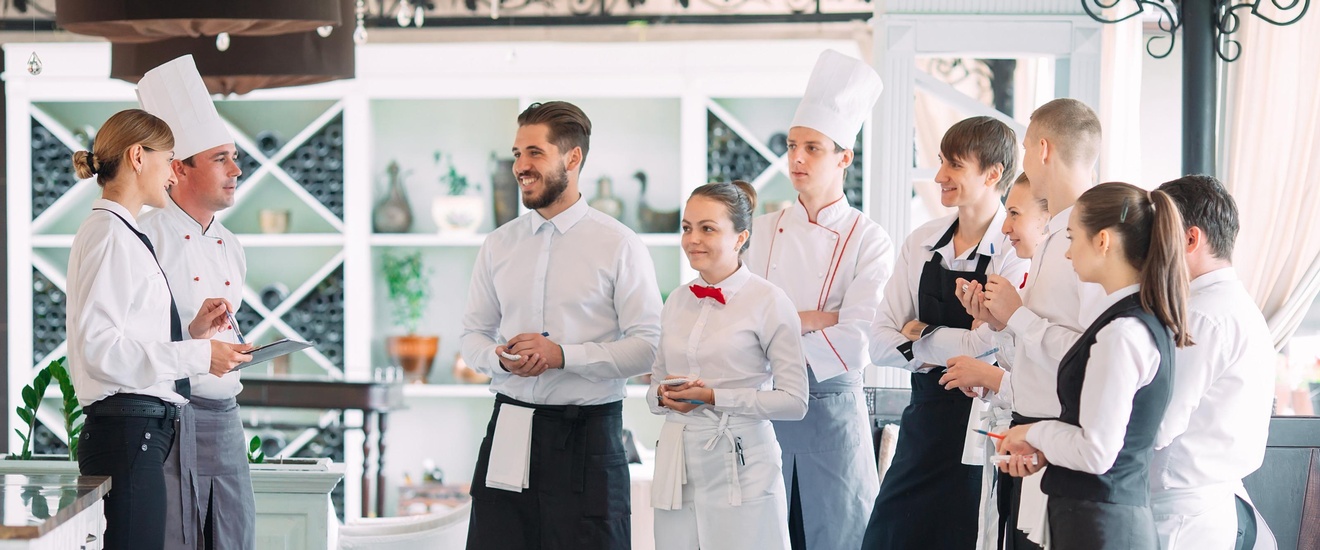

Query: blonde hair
[71,109,174,186]
[1029,98,1101,169]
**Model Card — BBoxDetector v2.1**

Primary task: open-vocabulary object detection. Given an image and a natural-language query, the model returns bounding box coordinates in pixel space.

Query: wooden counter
[0,474,109,549]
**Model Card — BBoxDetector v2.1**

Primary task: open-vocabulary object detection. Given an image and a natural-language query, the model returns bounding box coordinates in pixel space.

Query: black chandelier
[1080,0,1311,176]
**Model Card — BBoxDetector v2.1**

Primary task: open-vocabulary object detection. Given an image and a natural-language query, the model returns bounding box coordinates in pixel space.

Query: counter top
[0,474,109,540]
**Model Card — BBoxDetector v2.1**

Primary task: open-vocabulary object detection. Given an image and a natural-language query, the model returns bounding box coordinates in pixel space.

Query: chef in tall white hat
[744,49,895,550]
[137,54,256,550]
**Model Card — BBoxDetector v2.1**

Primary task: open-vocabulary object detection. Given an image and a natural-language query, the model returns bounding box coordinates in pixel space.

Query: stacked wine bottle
[279,114,345,219]
[281,265,346,368]
[30,119,79,220]
[707,111,771,183]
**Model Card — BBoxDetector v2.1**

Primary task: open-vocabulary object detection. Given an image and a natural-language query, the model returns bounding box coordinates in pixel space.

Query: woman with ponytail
[66,109,252,549]
[997,182,1191,549]
[648,180,808,549]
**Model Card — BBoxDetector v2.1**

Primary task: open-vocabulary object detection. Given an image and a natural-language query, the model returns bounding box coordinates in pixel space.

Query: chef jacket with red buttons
[745,197,896,385]
[139,196,247,400]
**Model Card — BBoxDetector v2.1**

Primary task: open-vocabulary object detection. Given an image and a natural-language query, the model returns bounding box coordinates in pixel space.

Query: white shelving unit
[5,39,869,518]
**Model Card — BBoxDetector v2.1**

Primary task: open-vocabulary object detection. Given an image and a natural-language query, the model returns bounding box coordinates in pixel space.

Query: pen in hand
[225,310,246,345]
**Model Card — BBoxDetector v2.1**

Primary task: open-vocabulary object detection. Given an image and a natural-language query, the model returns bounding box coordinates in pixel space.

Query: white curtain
[1223,11,1320,350]
[1097,7,1144,185]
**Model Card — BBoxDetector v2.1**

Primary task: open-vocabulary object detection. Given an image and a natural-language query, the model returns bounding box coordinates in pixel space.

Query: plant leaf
[14,429,26,442]
[16,408,32,425]
[249,435,261,453]
[21,386,37,409]
[70,409,83,422]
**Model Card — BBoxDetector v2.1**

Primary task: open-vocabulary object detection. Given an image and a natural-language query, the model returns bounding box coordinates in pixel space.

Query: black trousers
[466,394,630,550]
[1047,495,1157,550]
[997,473,1044,550]
[78,414,177,550]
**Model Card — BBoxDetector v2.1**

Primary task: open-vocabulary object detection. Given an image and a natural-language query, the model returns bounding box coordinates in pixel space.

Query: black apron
[862,221,989,549]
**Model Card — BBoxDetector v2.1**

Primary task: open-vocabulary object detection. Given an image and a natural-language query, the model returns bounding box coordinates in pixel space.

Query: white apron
[653,410,790,550]
[1152,482,1277,550]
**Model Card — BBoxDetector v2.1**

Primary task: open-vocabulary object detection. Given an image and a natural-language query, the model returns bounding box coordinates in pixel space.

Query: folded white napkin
[651,421,687,510]
[485,404,535,492]
[1018,466,1050,548]
[961,398,991,465]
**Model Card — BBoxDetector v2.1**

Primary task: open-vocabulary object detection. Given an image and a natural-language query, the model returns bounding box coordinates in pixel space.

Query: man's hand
[939,356,1005,393]
[799,310,840,335]
[190,298,235,340]
[997,425,1047,476]
[209,341,253,377]
[901,320,928,342]
[955,279,1002,330]
[502,333,564,376]
[982,275,1023,331]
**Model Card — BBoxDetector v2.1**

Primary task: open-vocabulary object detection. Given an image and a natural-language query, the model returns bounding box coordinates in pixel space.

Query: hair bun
[72,150,99,179]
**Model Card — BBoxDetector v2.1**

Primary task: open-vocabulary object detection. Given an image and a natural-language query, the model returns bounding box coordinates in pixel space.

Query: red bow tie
[690,284,726,305]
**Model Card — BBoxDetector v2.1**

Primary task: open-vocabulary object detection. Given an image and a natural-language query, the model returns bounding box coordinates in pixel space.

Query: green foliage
[48,359,82,462]
[247,435,265,464]
[434,151,472,196]
[381,251,431,334]
[9,357,84,461]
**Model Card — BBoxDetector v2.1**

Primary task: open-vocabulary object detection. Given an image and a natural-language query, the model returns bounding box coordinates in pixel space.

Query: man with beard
[460,101,663,550]
[137,55,256,549]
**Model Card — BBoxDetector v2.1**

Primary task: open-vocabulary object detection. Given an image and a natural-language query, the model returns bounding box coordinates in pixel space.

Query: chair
[336,501,471,550]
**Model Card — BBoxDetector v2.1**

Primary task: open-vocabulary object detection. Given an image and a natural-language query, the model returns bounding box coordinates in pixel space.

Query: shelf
[30,235,73,248]
[370,233,488,247]
[403,384,652,399]
[638,233,681,246]
[235,233,345,247]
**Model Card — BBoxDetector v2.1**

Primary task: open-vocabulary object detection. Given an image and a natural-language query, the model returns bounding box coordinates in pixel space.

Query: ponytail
[1142,190,1192,347]
[1076,182,1192,347]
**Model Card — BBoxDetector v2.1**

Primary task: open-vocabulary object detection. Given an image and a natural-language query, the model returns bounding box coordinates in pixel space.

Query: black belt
[86,394,182,421]
[1010,412,1053,427]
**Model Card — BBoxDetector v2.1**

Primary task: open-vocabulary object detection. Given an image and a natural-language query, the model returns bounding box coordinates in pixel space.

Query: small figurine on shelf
[382,251,438,383]
[635,170,679,233]
[589,174,624,221]
[431,151,484,234]
[373,161,413,233]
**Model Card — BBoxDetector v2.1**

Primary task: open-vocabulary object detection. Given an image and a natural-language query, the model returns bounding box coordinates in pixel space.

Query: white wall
[1139,31,1184,185]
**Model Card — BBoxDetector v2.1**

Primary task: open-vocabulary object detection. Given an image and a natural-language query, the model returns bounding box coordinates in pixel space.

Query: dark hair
[517,101,592,171]
[690,180,758,253]
[1075,182,1192,347]
[940,116,1018,193]
[1006,172,1049,212]
[1029,98,1102,168]
[72,109,174,186]
[1156,174,1239,261]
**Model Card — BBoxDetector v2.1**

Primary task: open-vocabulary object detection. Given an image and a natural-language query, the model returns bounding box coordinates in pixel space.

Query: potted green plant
[382,250,439,383]
[430,151,485,234]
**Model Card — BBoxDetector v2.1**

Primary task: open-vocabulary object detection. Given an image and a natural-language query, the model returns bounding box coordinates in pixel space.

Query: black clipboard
[233,338,314,370]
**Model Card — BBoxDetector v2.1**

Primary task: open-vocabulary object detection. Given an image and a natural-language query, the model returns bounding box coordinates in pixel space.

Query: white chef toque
[790,50,884,151]
[136,55,233,161]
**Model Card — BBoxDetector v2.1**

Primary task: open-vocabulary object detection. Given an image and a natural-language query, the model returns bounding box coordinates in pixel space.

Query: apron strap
[701,410,744,507]
[93,208,191,400]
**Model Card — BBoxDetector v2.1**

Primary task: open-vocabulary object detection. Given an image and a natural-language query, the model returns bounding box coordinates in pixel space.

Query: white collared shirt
[66,199,211,407]
[868,210,1029,372]
[139,197,247,400]
[1024,285,1161,474]
[996,206,1107,417]
[746,197,895,389]
[1151,268,1274,492]
[647,265,808,420]
[461,196,663,405]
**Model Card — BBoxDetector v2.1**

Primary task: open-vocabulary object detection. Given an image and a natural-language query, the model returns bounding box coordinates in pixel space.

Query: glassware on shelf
[589,175,624,221]
[373,161,413,234]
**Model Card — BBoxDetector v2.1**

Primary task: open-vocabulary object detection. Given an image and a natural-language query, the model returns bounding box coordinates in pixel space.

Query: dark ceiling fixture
[1082,0,1311,176]
[53,0,341,43]
[108,0,355,95]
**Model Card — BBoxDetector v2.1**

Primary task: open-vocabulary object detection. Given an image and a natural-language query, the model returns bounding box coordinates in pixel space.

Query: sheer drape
[1223,12,1320,349]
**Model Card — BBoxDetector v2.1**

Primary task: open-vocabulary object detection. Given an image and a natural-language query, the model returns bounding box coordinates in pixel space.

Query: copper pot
[387,335,439,384]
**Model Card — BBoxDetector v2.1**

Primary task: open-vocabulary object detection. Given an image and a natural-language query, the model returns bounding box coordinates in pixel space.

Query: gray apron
[772,371,878,550]
[164,395,257,550]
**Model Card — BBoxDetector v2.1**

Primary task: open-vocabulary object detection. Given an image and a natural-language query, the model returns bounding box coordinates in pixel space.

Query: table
[0,474,110,549]
[238,376,405,518]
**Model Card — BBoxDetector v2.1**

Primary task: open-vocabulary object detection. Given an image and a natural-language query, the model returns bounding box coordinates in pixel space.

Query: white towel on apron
[961,398,991,465]
[652,421,688,510]
[1019,467,1050,548]
[974,407,1013,550]
[486,404,535,492]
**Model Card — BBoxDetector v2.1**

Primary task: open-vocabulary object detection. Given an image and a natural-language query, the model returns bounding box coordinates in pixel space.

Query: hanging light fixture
[108,0,354,95]
[55,0,341,43]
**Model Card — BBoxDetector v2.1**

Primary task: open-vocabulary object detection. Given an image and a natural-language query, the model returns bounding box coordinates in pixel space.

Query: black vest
[1040,293,1174,507]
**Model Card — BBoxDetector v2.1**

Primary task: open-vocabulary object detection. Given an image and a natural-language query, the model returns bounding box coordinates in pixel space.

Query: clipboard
[234,338,314,370]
